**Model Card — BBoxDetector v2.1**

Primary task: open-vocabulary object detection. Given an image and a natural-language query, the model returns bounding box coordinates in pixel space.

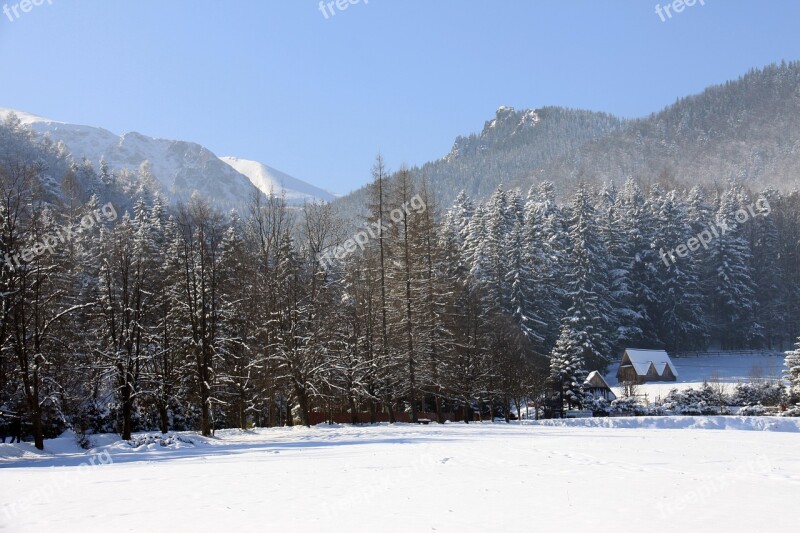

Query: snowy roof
[585,371,612,390]
[622,349,678,378]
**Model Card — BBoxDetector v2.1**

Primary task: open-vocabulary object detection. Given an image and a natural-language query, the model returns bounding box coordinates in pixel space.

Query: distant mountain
[0,108,332,208]
[334,61,800,216]
[420,106,624,201]
[535,61,800,193]
[333,106,624,215]
[220,157,335,204]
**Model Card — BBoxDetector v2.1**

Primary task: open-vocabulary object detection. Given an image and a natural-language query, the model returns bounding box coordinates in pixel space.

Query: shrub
[610,396,647,416]
[780,404,800,417]
[590,397,610,417]
[732,381,785,407]
[738,404,766,416]
[659,387,720,415]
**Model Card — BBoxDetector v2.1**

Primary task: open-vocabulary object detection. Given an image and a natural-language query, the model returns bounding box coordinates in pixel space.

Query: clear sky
[1,0,799,195]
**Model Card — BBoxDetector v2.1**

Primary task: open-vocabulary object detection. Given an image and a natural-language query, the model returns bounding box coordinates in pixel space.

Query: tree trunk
[29,367,44,450]
[199,351,212,436]
[121,386,133,440]
[368,398,377,424]
[348,394,358,424]
[296,387,311,428]
[284,400,293,427]
[159,404,169,434]
[31,410,43,450]
[386,400,396,423]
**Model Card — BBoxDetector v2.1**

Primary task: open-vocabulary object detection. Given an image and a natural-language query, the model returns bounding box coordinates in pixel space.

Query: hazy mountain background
[3,61,800,218]
[334,61,800,218]
[0,108,334,212]
[535,61,800,195]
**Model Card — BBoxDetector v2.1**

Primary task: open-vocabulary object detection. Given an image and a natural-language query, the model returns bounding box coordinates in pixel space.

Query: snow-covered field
[2,419,799,532]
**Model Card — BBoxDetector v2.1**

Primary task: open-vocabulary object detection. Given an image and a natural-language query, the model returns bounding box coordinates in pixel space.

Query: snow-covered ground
[605,353,787,400]
[2,419,799,532]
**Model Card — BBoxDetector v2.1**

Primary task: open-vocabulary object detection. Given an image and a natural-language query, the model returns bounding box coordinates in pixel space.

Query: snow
[220,156,336,204]
[2,420,798,531]
[584,370,604,384]
[0,107,65,126]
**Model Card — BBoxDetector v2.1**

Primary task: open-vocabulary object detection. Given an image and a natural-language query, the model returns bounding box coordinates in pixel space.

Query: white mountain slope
[220,157,335,203]
[0,107,333,207]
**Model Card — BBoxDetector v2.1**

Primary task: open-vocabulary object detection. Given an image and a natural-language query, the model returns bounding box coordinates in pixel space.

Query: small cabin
[616,349,678,384]
[584,371,617,401]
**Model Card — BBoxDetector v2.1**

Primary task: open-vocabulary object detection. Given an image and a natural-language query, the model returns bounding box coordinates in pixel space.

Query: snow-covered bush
[731,381,785,407]
[780,404,800,417]
[659,387,720,415]
[738,404,766,416]
[590,397,610,417]
[610,396,647,416]
[170,402,202,432]
[71,400,115,439]
[646,404,667,416]
[128,434,196,448]
[785,341,800,403]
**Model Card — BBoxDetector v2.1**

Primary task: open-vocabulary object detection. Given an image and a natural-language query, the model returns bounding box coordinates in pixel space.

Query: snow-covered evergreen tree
[561,184,616,371]
[708,185,759,348]
[651,189,708,351]
[785,338,800,403]
[548,324,589,414]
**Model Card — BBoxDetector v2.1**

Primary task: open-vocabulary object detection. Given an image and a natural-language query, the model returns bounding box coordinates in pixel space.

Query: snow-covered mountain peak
[0,107,334,207]
[0,106,64,126]
[220,156,336,204]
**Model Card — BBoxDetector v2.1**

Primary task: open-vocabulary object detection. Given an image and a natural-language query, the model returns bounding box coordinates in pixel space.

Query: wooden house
[584,371,617,401]
[616,349,678,384]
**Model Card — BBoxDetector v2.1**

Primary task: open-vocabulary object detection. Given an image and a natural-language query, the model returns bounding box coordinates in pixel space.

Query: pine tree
[549,324,589,415]
[522,182,565,353]
[651,189,708,351]
[749,189,783,349]
[562,184,616,371]
[599,181,646,348]
[708,185,759,348]
[484,186,513,314]
[785,339,800,403]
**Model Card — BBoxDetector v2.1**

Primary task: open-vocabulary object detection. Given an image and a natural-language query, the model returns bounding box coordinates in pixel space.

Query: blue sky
[1,0,799,194]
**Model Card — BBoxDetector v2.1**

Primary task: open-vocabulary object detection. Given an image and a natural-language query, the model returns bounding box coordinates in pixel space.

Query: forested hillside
[538,61,800,193]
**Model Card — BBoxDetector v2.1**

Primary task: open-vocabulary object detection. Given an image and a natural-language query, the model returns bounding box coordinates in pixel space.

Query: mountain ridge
[333,61,800,216]
[0,107,333,208]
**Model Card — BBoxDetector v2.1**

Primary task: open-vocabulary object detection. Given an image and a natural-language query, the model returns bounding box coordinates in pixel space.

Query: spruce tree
[549,324,589,415]
[562,184,616,371]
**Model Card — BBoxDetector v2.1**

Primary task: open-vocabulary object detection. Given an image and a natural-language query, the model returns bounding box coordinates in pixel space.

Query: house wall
[617,366,640,383]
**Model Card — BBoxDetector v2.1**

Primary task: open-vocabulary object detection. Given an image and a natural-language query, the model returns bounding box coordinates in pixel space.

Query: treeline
[3,150,800,447]
[0,156,547,448]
